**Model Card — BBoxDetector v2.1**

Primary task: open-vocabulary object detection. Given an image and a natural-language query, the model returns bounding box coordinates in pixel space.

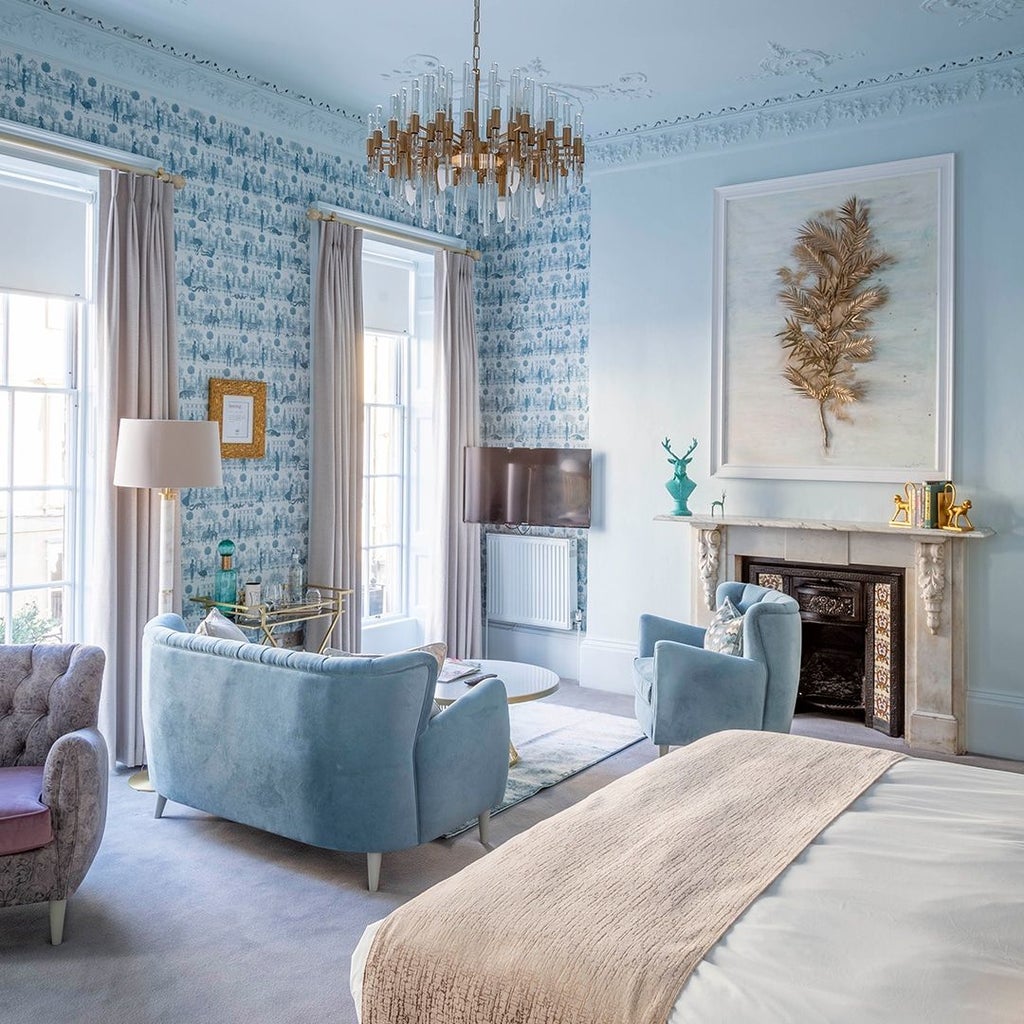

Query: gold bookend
[889,482,914,527]
[940,482,975,533]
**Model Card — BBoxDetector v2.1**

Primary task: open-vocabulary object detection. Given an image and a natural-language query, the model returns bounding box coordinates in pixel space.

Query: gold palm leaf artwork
[776,195,894,452]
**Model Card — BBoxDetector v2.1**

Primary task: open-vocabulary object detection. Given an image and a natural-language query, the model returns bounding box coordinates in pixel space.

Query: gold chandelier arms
[0,126,186,188]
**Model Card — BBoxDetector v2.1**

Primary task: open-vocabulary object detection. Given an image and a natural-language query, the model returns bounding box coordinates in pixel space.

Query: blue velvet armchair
[633,582,802,755]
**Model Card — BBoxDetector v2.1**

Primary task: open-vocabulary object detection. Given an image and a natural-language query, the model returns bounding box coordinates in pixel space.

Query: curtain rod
[0,124,186,189]
[307,205,480,261]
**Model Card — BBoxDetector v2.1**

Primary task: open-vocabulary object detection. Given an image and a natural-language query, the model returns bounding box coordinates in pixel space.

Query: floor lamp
[113,418,223,790]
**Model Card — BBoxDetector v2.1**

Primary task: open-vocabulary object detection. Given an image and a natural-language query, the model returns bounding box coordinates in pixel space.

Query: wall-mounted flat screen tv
[463,447,592,529]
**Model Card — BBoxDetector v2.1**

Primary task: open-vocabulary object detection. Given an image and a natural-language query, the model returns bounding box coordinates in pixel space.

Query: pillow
[323,642,448,717]
[704,597,744,657]
[195,607,248,642]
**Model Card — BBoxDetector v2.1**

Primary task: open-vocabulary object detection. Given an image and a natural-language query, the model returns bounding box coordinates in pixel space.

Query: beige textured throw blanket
[362,730,903,1024]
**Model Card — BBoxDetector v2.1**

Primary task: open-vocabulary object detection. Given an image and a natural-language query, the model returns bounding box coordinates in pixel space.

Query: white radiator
[486,534,576,632]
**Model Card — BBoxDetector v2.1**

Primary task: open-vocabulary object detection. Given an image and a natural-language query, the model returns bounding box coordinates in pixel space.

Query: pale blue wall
[587,92,1024,758]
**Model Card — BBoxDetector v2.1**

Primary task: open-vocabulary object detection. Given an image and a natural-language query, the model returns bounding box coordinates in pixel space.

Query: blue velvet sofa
[142,614,510,890]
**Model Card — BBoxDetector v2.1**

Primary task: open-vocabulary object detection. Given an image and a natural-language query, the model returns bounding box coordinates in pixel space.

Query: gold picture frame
[208,377,267,459]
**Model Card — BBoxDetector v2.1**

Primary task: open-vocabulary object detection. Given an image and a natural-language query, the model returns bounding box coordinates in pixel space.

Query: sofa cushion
[0,765,53,855]
[195,608,248,641]
[704,598,744,657]
[634,657,655,703]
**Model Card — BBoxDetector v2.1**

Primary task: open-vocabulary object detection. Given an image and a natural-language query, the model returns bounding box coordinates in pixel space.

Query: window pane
[12,489,65,586]
[9,588,65,643]
[7,293,71,387]
[365,546,400,618]
[365,405,402,474]
[0,390,9,482]
[13,391,70,488]
[366,477,399,547]
[0,492,8,587]
[364,333,399,404]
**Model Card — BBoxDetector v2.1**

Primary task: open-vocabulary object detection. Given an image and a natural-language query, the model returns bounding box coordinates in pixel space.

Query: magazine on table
[437,658,482,683]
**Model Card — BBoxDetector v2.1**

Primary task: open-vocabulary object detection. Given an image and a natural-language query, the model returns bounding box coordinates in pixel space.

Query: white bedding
[351,757,1024,1022]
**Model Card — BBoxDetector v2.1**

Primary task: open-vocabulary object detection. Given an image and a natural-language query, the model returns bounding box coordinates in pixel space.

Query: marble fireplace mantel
[657,514,993,755]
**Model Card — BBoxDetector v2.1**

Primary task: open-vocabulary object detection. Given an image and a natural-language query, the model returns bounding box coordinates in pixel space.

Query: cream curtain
[309,221,364,652]
[93,170,179,767]
[431,251,483,658]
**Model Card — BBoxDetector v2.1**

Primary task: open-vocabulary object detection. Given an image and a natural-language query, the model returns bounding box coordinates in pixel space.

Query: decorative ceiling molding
[749,40,863,83]
[382,52,652,103]
[920,0,1024,25]
[588,48,1024,170]
[0,0,367,152]
[1,0,1023,172]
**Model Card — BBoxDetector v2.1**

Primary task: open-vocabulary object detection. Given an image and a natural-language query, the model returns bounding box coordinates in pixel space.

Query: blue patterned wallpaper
[0,41,591,623]
[475,190,591,624]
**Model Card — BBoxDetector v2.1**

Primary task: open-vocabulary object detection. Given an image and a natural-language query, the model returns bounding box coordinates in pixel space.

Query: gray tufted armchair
[0,643,107,944]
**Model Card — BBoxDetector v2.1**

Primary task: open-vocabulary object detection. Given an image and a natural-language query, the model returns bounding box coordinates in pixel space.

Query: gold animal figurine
[890,482,914,527]
[940,483,974,532]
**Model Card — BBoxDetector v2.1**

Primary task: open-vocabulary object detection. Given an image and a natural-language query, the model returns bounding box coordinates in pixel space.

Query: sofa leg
[478,809,491,846]
[367,852,382,893]
[154,794,167,819]
[658,744,670,758]
[49,899,67,945]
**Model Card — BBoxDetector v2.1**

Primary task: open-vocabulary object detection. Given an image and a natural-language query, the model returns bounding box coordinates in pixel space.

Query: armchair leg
[367,852,382,893]
[49,899,67,945]
[154,794,167,819]
[478,809,491,846]
[659,744,670,758]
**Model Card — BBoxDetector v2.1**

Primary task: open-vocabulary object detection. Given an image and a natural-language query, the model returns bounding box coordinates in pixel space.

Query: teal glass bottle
[213,539,238,612]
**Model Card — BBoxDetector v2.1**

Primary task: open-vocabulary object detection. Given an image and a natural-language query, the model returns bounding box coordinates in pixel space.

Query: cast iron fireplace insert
[741,558,905,737]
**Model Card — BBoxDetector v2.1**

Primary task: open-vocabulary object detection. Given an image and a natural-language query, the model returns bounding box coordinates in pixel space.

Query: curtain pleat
[309,221,364,652]
[93,170,179,766]
[431,251,483,658]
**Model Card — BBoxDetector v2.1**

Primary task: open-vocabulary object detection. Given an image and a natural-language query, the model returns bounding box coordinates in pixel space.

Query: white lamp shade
[113,418,224,490]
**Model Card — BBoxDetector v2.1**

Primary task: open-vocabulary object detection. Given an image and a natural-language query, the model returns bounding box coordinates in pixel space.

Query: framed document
[208,377,267,459]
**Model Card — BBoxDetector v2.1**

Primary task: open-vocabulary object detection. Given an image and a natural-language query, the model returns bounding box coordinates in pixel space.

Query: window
[0,293,83,643]
[361,241,435,627]
[0,154,95,644]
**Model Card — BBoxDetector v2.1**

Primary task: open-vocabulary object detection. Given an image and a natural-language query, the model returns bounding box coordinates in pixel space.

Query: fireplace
[741,558,904,737]
[665,514,992,754]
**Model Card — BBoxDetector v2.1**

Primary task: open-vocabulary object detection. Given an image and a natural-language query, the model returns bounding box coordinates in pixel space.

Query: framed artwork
[208,377,267,459]
[711,154,954,481]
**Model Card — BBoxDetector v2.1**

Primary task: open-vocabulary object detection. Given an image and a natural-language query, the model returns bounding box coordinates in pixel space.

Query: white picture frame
[710,154,954,482]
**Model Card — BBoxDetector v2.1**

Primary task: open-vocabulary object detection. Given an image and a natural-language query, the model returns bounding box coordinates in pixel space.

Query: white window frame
[360,239,435,637]
[0,154,96,645]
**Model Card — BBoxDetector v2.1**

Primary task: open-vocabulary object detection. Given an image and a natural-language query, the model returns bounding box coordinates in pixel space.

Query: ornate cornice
[589,48,1024,170]
[0,0,367,154]
[2,0,1024,169]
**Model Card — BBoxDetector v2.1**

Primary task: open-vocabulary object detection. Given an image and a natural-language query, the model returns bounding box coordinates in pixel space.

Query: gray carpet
[1,687,1020,1024]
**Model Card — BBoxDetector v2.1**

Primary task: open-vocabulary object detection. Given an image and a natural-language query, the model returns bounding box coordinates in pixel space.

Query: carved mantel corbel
[916,541,946,635]
[698,527,723,610]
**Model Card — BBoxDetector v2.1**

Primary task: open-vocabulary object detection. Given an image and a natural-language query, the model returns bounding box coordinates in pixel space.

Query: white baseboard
[578,637,637,695]
[967,689,1024,761]
[485,621,582,681]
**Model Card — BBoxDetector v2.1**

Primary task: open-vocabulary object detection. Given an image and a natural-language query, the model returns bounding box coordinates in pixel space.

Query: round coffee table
[434,659,559,766]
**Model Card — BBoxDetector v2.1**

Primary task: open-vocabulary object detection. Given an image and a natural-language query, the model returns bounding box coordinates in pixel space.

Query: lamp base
[128,768,154,793]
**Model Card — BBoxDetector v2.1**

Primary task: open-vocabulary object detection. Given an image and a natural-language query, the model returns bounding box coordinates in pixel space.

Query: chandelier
[366,0,585,237]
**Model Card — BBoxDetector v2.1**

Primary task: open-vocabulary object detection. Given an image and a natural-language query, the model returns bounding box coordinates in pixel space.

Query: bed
[350,730,1024,1023]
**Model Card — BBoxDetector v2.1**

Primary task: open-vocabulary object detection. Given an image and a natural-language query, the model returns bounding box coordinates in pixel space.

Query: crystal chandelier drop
[366,0,585,237]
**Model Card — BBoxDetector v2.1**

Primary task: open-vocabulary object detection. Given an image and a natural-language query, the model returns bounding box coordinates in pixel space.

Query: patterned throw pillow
[323,642,448,717]
[704,597,744,657]
[195,607,248,642]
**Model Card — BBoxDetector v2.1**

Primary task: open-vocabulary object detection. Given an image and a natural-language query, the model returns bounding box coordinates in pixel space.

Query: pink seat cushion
[0,766,53,855]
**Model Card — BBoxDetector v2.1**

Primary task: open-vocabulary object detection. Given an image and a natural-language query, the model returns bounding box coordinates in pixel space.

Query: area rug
[445,702,644,837]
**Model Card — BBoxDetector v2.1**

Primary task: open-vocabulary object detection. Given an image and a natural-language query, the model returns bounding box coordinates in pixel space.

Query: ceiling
[32,0,1024,138]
